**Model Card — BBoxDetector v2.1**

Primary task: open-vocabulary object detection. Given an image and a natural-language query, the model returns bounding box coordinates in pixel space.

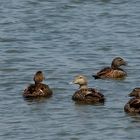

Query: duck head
[111,57,127,69]
[73,75,88,89]
[129,88,140,97]
[33,71,45,84]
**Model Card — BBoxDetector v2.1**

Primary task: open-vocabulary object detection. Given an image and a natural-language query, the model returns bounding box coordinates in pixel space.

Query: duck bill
[128,92,135,97]
[69,81,77,85]
[73,81,78,84]
[123,61,127,66]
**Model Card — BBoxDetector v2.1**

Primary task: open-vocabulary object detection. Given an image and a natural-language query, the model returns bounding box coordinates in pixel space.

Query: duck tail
[92,75,100,79]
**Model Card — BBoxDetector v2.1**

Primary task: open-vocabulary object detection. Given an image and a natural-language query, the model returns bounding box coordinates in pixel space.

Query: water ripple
[0,0,140,140]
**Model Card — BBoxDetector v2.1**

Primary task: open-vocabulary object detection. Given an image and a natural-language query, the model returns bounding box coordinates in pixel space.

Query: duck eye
[79,76,83,79]
[134,88,136,91]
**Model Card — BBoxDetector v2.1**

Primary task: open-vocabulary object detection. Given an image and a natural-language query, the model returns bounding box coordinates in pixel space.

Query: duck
[92,57,127,79]
[72,75,105,104]
[124,88,140,114]
[23,71,53,98]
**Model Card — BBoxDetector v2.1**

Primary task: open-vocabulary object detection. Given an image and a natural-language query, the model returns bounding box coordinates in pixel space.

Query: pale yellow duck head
[33,71,45,84]
[111,57,127,69]
[129,88,140,97]
[73,75,88,89]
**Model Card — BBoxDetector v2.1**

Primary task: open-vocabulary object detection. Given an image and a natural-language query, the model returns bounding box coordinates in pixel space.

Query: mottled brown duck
[124,88,140,114]
[23,71,52,98]
[72,75,105,104]
[93,57,127,79]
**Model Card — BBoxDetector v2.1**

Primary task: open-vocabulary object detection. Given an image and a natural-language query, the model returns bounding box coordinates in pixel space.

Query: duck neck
[111,63,119,69]
[35,82,41,85]
[79,84,88,90]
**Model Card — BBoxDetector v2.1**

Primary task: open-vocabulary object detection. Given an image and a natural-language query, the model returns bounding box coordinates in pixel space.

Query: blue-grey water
[0,0,140,139]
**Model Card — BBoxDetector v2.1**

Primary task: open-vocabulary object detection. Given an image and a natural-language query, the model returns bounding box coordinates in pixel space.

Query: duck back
[72,88,105,104]
[23,83,52,98]
[124,98,140,113]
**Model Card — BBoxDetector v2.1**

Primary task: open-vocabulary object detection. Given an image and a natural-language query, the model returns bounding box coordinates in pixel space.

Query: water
[0,0,140,139]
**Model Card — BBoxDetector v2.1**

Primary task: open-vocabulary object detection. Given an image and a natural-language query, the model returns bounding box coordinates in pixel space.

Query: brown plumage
[72,75,105,104]
[124,88,140,114]
[33,71,45,84]
[23,71,52,98]
[93,57,127,79]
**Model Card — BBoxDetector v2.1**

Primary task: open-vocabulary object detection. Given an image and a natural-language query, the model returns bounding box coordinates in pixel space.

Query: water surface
[0,0,140,140]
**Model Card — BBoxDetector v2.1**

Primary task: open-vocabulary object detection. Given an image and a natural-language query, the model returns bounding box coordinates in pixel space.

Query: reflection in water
[125,113,140,122]
[100,0,111,3]
[23,96,52,104]
[70,0,111,5]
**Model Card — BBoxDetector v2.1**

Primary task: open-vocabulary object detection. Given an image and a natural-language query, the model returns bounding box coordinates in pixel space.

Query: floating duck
[93,57,127,79]
[124,88,140,114]
[23,71,52,98]
[72,75,105,104]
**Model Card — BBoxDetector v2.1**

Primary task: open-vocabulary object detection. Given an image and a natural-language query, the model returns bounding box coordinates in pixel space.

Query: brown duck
[124,88,140,114]
[93,57,127,79]
[23,71,53,98]
[72,75,105,104]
